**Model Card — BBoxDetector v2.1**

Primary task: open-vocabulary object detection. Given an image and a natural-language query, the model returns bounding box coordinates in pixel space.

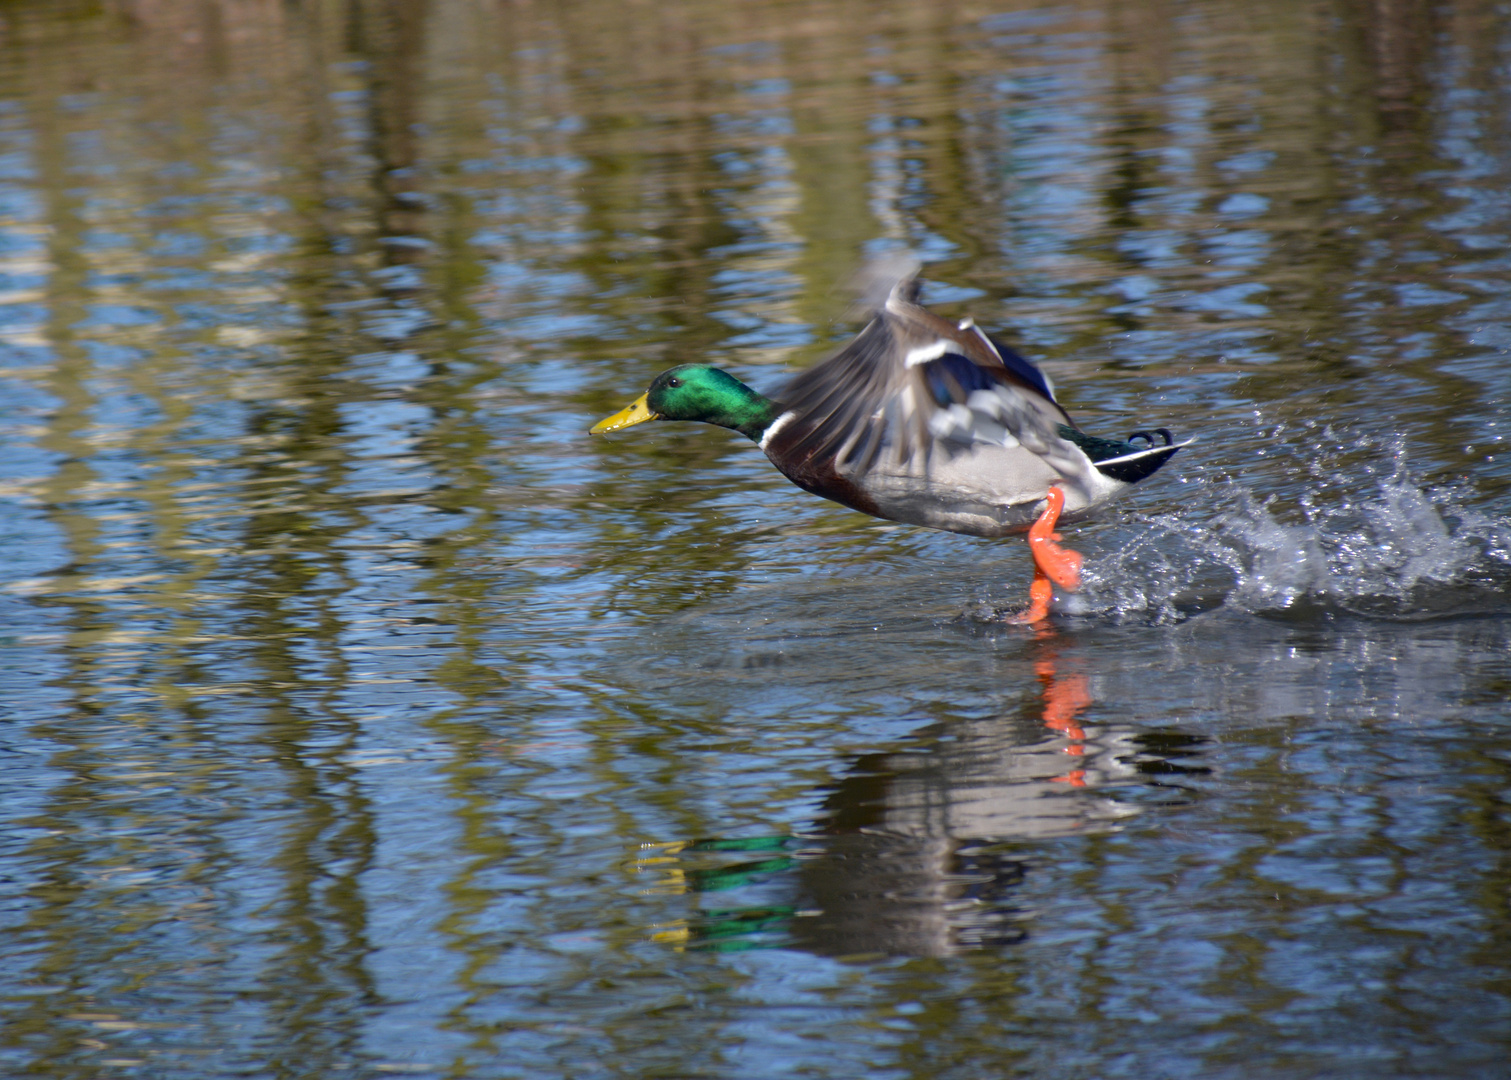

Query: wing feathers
[776,273,1076,482]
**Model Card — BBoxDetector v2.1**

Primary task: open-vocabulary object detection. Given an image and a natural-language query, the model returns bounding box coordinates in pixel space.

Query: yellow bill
[590,392,657,434]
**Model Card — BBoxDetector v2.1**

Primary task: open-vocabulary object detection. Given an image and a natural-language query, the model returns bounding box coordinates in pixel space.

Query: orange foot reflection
[1037,659,1090,743]
[1032,626,1093,782]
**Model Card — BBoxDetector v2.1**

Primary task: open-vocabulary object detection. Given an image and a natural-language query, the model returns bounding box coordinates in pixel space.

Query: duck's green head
[590,365,779,442]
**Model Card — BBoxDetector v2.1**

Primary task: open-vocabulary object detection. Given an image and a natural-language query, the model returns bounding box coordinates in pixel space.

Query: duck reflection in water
[639,633,1208,956]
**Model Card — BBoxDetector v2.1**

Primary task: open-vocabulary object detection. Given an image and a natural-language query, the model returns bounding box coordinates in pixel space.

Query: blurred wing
[776,275,1078,478]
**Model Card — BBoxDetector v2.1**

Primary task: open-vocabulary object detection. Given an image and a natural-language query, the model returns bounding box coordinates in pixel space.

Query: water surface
[1,1,1510,1077]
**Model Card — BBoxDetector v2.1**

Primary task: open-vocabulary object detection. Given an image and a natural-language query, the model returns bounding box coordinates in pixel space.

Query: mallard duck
[592,264,1188,621]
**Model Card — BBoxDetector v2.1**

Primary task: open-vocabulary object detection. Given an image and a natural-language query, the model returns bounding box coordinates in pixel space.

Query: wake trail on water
[1062,439,1511,625]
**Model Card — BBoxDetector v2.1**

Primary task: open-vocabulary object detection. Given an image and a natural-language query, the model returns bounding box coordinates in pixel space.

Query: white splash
[1064,445,1511,624]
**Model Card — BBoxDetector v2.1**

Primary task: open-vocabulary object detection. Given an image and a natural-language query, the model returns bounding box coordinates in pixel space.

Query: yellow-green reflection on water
[0,1,1509,1077]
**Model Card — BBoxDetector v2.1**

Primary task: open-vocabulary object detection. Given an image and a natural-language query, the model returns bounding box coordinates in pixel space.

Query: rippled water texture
[2,1,1510,1077]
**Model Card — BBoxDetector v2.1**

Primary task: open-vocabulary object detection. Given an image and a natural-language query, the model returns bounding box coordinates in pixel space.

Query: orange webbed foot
[1006,568,1054,624]
[1027,486,1082,592]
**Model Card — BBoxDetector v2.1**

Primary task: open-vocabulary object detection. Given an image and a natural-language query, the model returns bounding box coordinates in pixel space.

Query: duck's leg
[1010,566,1055,624]
[1028,486,1083,590]
[1009,486,1083,623]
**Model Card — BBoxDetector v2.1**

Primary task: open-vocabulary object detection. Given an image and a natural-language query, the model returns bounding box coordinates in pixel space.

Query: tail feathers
[1058,426,1191,485]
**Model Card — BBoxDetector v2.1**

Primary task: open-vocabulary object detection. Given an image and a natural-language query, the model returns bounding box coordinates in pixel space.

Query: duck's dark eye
[667,377,682,388]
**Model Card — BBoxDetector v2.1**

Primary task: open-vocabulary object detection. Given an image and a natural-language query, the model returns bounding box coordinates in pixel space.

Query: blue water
[1,1,1509,1077]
